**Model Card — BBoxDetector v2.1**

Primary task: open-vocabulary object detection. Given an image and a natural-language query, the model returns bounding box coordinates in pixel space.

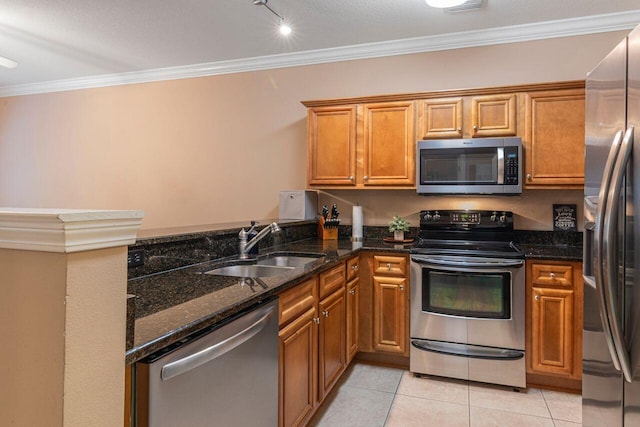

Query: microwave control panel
[504,146,519,185]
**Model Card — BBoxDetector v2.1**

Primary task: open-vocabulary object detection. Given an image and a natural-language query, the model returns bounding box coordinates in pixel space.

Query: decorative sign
[553,204,577,231]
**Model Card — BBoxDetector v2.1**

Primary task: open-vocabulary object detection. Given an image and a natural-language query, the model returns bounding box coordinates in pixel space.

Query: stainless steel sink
[257,255,322,268]
[204,264,294,278]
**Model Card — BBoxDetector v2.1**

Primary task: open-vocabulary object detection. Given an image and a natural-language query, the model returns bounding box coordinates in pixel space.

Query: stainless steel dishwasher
[135,297,278,426]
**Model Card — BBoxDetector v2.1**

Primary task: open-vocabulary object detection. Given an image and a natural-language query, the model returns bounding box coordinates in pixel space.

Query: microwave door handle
[497,147,504,185]
[594,129,624,373]
[602,126,634,383]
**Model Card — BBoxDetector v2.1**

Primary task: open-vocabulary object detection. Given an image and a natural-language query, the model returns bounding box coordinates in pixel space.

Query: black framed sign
[553,204,577,231]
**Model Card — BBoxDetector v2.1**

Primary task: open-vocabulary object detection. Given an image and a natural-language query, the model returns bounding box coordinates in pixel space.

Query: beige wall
[0,246,127,427]
[0,31,628,230]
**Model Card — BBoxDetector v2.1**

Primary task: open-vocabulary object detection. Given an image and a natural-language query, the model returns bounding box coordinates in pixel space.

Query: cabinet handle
[535,295,540,301]
[352,265,358,271]
[386,262,392,270]
[473,125,478,132]
[363,175,369,180]
[457,127,462,132]
[323,310,329,317]
[349,289,355,295]
[550,272,556,279]
[349,176,354,181]
[313,317,320,324]
[527,173,532,181]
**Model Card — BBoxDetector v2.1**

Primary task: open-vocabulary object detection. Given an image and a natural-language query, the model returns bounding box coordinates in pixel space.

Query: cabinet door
[279,307,318,427]
[418,98,463,139]
[524,89,585,188]
[530,287,575,377]
[471,94,517,137]
[318,288,346,400]
[307,106,357,186]
[373,275,407,355]
[346,277,360,363]
[362,101,415,186]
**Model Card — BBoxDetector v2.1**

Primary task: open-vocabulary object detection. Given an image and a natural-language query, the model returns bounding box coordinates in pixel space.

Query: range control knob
[499,212,507,223]
[423,211,432,221]
[490,211,498,222]
[433,211,441,220]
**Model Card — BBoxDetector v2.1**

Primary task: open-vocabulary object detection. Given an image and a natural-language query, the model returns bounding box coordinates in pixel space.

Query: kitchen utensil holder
[318,217,339,240]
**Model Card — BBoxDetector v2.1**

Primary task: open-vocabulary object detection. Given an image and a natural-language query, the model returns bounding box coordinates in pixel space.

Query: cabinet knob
[527,173,532,181]
[399,285,404,291]
[550,272,556,279]
[473,125,478,132]
[387,262,392,270]
[457,127,462,132]
[349,176,354,181]
[352,265,358,271]
[323,310,329,317]
[313,317,320,324]
[535,295,540,301]
[349,289,356,295]
[363,175,369,180]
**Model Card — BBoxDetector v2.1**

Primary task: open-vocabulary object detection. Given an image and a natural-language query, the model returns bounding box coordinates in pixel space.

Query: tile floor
[309,363,582,427]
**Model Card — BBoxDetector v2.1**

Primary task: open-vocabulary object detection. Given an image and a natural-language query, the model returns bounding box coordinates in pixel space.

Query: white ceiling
[1,0,640,97]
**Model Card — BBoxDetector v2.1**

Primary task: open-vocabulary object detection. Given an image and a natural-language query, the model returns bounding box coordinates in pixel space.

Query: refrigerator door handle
[594,129,625,372]
[602,125,634,383]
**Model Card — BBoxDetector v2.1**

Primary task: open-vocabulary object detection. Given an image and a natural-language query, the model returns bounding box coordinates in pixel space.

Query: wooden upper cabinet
[471,94,517,137]
[307,106,356,186]
[362,101,415,186]
[524,89,585,188]
[418,97,463,139]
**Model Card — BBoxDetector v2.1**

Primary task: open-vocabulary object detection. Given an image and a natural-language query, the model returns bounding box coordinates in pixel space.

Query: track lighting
[253,0,292,36]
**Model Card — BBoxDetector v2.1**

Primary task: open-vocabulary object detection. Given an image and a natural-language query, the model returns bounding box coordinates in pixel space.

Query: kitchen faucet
[238,222,280,259]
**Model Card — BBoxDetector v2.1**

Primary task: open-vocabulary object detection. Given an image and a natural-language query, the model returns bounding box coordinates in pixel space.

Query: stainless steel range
[410,209,526,388]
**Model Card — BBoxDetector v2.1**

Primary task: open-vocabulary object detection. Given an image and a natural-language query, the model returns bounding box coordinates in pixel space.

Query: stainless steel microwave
[416,137,522,195]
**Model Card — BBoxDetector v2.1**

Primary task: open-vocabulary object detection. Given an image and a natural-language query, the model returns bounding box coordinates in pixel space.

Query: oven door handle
[411,255,523,269]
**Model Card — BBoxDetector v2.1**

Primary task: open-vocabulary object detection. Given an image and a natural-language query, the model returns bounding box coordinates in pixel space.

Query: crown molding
[0,208,145,253]
[1,10,639,98]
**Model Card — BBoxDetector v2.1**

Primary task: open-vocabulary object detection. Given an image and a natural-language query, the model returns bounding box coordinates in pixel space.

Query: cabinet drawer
[372,255,407,276]
[531,263,573,287]
[278,277,318,327]
[346,256,360,282]
[319,264,346,299]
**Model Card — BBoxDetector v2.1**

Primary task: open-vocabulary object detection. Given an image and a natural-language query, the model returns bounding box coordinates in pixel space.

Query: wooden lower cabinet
[346,276,360,363]
[318,288,346,401]
[279,307,318,427]
[526,260,583,391]
[358,252,410,361]
[373,275,407,355]
[278,265,347,427]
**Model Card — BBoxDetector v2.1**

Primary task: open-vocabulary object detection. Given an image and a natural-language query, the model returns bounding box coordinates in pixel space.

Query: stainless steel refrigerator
[583,24,640,427]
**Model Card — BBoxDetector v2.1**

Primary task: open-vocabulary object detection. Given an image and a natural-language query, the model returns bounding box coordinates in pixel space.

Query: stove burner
[413,210,523,259]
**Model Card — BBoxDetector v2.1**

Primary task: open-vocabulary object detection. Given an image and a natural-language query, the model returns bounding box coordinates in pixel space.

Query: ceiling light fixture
[425,0,468,8]
[253,0,292,36]
[0,55,18,69]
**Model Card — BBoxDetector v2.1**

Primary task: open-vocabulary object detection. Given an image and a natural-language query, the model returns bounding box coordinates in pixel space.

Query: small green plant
[388,215,411,233]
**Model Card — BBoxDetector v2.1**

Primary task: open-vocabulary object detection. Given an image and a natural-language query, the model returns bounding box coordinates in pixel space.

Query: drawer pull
[387,262,392,270]
[550,272,556,279]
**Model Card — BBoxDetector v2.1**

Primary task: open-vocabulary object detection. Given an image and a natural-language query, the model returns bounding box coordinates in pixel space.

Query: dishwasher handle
[161,304,275,381]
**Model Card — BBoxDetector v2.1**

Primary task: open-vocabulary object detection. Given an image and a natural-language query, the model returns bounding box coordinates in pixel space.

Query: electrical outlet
[127,249,145,268]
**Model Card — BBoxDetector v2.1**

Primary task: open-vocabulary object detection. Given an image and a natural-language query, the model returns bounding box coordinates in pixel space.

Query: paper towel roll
[352,205,363,241]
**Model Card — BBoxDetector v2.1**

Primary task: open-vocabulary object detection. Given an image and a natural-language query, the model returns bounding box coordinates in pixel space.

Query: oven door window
[422,269,511,319]
[420,147,498,185]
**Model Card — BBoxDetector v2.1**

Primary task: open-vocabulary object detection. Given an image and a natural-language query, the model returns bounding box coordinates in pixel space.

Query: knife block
[318,217,339,240]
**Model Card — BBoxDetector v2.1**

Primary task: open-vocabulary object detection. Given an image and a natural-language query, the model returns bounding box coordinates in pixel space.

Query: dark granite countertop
[125,228,583,365]
[517,243,583,261]
[125,238,411,364]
